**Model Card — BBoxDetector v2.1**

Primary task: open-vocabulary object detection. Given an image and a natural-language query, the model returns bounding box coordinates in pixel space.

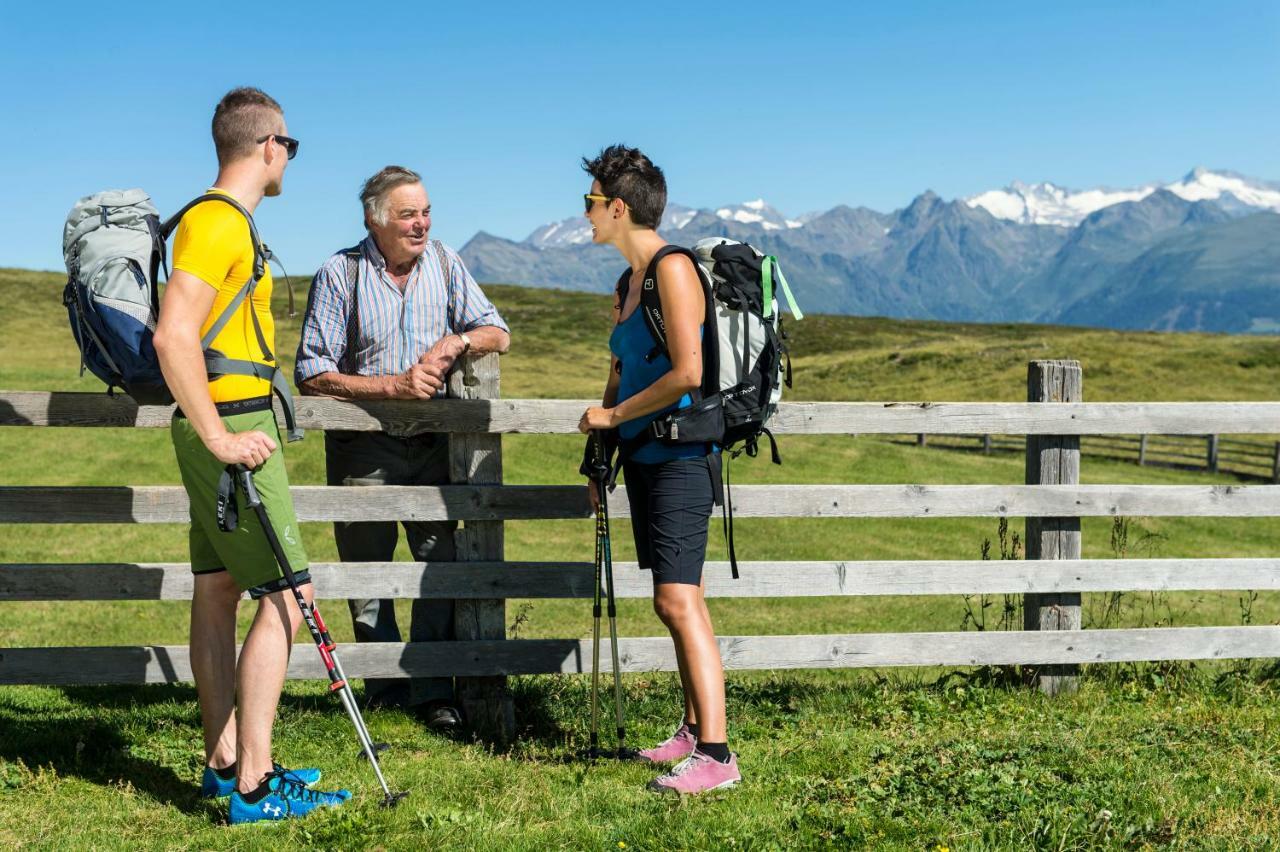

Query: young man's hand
[206,430,278,468]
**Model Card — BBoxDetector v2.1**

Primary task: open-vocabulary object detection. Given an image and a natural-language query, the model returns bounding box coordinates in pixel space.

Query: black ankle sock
[211,762,236,781]
[239,777,273,804]
[684,721,700,739]
[698,742,731,763]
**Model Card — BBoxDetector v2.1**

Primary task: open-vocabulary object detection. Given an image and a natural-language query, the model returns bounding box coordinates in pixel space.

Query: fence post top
[447,353,501,401]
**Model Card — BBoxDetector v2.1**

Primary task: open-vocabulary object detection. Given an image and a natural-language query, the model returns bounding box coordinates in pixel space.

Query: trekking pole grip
[230,463,262,508]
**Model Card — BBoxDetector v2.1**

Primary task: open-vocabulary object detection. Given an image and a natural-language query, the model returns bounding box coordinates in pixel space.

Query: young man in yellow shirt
[154,87,349,824]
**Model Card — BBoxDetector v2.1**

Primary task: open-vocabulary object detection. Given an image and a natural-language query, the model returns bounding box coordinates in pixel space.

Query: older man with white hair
[295,165,510,731]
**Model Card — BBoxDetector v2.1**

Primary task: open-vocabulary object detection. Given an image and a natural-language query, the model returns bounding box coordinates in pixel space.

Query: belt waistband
[175,396,273,419]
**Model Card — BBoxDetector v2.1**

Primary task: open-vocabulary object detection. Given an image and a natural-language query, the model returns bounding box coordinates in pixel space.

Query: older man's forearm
[467,326,511,355]
[299,371,398,400]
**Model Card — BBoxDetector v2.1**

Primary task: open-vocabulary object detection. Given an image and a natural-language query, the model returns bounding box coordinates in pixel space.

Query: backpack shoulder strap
[161,193,267,282]
[162,194,270,355]
[639,245,718,398]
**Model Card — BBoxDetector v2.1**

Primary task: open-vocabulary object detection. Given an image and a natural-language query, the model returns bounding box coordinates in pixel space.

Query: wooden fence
[2,358,1279,738]
[913,432,1280,482]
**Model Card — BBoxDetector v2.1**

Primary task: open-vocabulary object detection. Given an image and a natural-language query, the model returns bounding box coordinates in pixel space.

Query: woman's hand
[578,406,617,433]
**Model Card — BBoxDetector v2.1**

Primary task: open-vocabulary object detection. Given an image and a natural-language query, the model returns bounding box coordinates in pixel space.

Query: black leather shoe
[417,700,463,733]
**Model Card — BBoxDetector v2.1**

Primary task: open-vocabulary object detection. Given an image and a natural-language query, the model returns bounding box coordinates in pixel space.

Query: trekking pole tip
[381,791,409,808]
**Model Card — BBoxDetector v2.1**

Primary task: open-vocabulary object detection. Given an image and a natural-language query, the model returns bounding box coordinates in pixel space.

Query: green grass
[0,267,1278,848]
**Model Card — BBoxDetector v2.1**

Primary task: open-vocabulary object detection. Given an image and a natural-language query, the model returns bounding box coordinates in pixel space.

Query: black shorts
[623,455,717,586]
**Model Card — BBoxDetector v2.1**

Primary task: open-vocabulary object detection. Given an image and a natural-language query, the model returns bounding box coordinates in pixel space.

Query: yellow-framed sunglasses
[583,193,628,213]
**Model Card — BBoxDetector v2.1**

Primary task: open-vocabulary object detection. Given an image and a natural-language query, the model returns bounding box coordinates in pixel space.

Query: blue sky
[3,0,1277,273]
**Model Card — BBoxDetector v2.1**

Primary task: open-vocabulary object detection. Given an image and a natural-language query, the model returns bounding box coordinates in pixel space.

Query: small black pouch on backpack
[650,393,725,445]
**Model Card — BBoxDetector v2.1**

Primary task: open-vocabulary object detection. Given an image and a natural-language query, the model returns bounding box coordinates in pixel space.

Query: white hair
[360,165,423,227]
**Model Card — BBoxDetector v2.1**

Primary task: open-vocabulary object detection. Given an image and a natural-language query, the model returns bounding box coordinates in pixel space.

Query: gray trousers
[325,430,457,706]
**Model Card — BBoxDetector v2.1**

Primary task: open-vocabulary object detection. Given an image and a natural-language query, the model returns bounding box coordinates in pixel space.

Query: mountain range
[459,168,1280,333]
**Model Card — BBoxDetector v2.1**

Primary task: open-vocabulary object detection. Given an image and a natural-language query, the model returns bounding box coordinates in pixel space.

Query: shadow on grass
[0,686,205,815]
[495,672,830,761]
[0,683,351,817]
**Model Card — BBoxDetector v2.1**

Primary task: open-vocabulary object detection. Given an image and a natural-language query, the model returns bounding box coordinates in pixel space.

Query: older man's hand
[391,362,446,399]
[420,334,466,376]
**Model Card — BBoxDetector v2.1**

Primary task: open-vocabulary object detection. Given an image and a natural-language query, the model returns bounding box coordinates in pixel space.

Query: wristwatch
[458,332,472,354]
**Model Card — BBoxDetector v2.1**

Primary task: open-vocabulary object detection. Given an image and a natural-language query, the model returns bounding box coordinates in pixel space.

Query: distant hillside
[5,269,1278,406]
[460,168,1280,335]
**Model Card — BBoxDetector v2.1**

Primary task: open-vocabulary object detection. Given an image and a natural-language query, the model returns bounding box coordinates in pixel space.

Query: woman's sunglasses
[257,134,300,160]
[584,193,628,214]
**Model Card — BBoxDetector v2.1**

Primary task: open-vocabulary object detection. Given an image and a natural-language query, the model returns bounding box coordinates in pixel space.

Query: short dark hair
[581,144,666,229]
[211,87,284,166]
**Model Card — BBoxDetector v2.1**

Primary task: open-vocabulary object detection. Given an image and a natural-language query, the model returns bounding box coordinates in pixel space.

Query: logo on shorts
[283,525,298,547]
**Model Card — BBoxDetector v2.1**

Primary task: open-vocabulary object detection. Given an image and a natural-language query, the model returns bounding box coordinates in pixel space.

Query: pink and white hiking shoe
[648,749,741,795]
[638,723,697,763]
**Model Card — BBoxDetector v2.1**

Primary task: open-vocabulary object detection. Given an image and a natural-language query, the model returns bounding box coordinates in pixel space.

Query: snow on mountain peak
[1164,168,1280,211]
[966,169,1280,226]
[714,199,798,230]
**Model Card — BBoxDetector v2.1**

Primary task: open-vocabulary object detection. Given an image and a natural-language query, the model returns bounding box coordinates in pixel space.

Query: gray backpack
[62,189,301,439]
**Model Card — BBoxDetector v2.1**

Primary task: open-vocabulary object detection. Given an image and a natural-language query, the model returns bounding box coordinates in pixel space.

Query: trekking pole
[587,483,605,759]
[589,431,640,761]
[228,464,408,808]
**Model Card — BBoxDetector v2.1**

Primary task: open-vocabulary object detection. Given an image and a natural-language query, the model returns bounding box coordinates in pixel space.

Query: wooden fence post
[1273,441,1280,484]
[1207,434,1220,473]
[917,433,927,447]
[982,434,992,455]
[1138,434,1147,466]
[1024,360,1082,696]
[448,353,515,741]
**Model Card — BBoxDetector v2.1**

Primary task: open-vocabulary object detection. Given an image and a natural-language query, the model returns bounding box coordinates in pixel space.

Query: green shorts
[171,405,310,598]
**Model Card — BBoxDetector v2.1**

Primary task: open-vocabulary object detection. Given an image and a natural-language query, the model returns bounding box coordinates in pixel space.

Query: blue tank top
[609,308,707,464]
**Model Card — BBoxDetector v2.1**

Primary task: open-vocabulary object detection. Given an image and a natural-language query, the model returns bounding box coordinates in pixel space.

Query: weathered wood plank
[6,391,1280,435]
[2,627,1276,684]
[3,483,1278,524]
[1024,360,1082,695]
[447,354,514,741]
[4,559,1279,601]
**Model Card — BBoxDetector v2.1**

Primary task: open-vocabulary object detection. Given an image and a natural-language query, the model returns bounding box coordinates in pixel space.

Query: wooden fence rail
[3,559,1278,600]
[2,483,1278,523]
[915,432,1280,482]
[4,390,1280,435]
[2,626,1276,686]
[1,357,1278,735]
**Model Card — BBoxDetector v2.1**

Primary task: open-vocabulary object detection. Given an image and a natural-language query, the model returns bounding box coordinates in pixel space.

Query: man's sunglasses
[584,193,628,213]
[257,134,300,160]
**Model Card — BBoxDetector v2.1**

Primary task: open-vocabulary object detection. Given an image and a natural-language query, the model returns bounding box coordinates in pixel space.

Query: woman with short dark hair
[577,144,740,794]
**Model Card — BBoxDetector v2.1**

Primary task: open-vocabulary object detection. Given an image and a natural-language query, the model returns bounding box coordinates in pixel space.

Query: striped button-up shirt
[294,236,507,386]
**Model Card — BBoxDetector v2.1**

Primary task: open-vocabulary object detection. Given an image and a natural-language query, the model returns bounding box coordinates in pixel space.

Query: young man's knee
[256,585,310,628]
[193,571,243,607]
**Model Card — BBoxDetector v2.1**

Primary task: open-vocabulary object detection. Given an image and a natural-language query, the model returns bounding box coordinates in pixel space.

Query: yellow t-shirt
[171,189,275,403]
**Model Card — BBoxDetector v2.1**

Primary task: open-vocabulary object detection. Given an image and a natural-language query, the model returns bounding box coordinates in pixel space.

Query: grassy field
[0,267,1278,848]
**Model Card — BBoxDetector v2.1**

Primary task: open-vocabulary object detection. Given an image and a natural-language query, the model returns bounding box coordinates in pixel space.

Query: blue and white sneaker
[201,762,323,800]
[228,770,350,825]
